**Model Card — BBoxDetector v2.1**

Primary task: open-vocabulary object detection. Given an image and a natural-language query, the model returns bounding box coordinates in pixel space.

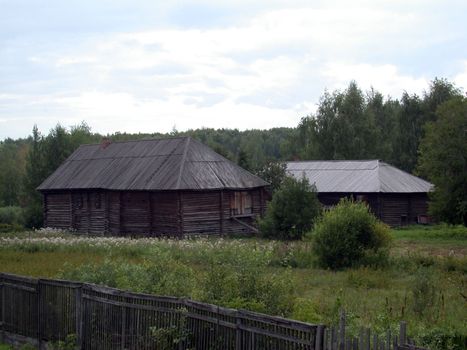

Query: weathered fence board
[0,273,428,350]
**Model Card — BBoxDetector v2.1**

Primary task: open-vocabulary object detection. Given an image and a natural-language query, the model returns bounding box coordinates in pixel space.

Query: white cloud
[322,63,428,97]
[453,61,467,92]
[1,0,466,139]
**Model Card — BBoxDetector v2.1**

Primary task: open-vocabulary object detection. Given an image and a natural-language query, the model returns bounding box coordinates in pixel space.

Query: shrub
[311,198,391,269]
[0,206,24,225]
[259,176,321,240]
[24,202,43,229]
[201,259,295,316]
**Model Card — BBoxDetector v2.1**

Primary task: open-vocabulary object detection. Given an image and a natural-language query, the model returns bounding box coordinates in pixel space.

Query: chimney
[101,137,111,149]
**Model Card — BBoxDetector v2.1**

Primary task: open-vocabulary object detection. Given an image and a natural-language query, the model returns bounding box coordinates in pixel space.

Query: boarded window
[231,191,252,215]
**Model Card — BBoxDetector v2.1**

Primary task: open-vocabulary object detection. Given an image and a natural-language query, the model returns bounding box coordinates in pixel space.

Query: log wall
[44,193,71,229]
[121,192,150,235]
[43,188,268,235]
[152,192,180,236]
[318,192,430,227]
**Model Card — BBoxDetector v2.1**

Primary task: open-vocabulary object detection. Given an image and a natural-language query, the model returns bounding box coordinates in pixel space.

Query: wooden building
[286,160,433,227]
[38,137,269,236]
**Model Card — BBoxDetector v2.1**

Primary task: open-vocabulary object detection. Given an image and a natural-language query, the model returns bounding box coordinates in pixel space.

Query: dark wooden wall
[42,188,267,235]
[380,193,429,227]
[318,192,429,227]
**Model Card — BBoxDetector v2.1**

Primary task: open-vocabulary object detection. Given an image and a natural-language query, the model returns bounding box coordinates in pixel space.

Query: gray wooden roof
[286,160,433,193]
[38,137,268,191]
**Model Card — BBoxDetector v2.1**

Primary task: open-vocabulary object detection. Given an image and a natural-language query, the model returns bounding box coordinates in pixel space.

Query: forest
[0,78,465,228]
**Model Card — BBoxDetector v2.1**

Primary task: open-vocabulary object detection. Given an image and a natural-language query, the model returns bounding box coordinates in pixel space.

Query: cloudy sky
[1,0,466,140]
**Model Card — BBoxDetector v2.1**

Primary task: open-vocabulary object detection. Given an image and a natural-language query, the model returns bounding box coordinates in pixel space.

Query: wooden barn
[37,137,269,236]
[286,160,433,226]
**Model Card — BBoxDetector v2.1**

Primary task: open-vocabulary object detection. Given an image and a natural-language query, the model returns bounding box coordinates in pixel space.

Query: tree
[395,78,462,172]
[237,148,252,171]
[258,176,321,240]
[294,82,385,161]
[255,161,287,194]
[417,97,467,225]
[23,125,46,228]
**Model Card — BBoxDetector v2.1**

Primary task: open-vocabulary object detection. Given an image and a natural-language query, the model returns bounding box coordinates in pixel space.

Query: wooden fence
[0,273,427,350]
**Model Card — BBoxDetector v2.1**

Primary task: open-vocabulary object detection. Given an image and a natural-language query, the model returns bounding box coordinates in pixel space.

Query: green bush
[259,176,321,240]
[0,206,24,225]
[201,261,295,316]
[310,198,391,269]
[418,327,467,350]
[24,202,43,229]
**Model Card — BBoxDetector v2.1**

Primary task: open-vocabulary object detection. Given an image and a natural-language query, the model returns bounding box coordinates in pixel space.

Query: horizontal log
[238,323,313,345]
[83,294,179,313]
[0,282,36,293]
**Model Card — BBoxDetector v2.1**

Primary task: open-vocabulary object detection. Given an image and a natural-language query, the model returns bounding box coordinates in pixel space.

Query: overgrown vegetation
[0,225,465,349]
[310,199,391,269]
[258,176,321,240]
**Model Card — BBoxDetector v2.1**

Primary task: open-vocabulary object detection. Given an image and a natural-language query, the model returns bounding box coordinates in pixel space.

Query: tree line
[0,78,465,227]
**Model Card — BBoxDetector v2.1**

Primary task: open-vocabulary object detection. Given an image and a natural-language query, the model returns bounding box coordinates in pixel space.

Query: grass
[0,224,466,349]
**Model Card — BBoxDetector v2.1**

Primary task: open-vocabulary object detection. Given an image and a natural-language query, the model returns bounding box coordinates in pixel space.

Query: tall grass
[0,225,466,349]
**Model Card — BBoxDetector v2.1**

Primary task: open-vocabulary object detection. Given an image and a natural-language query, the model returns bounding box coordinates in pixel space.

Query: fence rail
[0,273,427,350]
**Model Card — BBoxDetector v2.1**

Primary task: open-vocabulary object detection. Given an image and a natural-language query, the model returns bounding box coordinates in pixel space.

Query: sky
[1,0,466,140]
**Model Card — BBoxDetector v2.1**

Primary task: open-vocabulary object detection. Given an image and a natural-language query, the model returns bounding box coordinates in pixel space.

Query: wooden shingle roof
[286,160,433,193]
[38,137,268,191]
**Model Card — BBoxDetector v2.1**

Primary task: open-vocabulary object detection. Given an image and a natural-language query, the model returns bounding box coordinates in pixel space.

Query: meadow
[0,225,466,349]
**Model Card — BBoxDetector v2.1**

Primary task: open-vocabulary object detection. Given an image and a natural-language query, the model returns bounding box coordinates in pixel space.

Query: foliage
[59,256,196,297]
[49,334,77,350]
[0,206,24,225]
[254,161,287,193]
[237,148,252,171]
[311,198,391,269]
[291,79,463,173]
[418,327,467,350]
[201,258,295,316]
[259,176,321,240]
[0,229,466,349]
[417,96,467,225]
[150,309,191,350]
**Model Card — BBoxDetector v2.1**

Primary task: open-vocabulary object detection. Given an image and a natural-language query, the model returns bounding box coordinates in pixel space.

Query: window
[355,194,368,203]
[231,191,252,216]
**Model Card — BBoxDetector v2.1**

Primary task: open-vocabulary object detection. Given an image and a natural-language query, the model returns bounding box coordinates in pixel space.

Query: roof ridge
[143,138,186,188]
[286,159,379,163]
[376,159,383,192]
[78,136,190,147]
[176,137,191,189]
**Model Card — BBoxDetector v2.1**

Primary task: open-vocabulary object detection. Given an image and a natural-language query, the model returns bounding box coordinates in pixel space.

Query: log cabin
[37,137,269,236]
[286,160,433,226]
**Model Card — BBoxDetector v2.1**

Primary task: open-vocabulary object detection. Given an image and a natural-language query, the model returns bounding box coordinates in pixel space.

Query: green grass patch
[391,224,467,242]
[0,225,466,349]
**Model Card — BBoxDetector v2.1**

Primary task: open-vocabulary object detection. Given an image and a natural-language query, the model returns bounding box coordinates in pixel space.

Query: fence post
[0,273,4,339]
[37,279,42,346]
[316,325,324,350]
[75,286,83,349]
[339,310,345,350]
[235,311,242,350]
[399,322,407,346]
[121,306,126,350]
